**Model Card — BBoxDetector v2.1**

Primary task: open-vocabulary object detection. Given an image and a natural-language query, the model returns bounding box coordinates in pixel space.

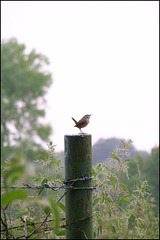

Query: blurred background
[1,1,159,154]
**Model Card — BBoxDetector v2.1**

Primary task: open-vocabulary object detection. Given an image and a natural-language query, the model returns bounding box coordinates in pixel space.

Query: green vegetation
[1,38,53,162]
[122,146,159,216]
[92,140,159,239]
[61,137,159,216]
[1,141,159,239]
[1,142,65,239]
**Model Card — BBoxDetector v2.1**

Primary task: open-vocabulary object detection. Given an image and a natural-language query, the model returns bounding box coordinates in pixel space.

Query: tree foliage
[121,146,159,216]
[1,38,53,160]
[143,147,159,215]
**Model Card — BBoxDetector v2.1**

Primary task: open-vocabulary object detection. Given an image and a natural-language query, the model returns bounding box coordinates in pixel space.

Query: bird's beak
[90,114,92,116]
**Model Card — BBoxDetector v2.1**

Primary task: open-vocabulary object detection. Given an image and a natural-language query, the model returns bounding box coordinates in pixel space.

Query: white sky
[1,1,159,153]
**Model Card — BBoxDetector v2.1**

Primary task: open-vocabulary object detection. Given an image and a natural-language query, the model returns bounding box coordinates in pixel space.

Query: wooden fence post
[64,134,93,239]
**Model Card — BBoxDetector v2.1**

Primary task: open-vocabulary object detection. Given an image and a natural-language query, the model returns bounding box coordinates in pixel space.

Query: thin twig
[57,181,75,203]
[42,220,46,238]
[57,189,70,203]
[0,218,65,232]
[25,210,51,239]
[23,216,28,239]
[15,224,66,239]
[2,207,9,239]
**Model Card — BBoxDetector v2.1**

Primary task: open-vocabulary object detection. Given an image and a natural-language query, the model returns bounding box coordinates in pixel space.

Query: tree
[143,147,159,215]
[1,38,53,160]
[120,146,159,216]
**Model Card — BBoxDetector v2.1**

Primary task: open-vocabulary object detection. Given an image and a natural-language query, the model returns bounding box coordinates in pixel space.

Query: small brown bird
[72,114,92,134]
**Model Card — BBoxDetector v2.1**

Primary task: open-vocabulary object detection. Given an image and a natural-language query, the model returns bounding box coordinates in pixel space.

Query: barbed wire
[2,176,96,191]
[1,176,96,239]
[63,176,93,183]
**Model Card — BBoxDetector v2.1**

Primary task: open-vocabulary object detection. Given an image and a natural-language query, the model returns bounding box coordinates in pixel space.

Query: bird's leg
[79,128,85,134]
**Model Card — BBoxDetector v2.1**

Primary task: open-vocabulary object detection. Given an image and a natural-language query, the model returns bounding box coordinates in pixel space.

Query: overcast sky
[1,1,159,152]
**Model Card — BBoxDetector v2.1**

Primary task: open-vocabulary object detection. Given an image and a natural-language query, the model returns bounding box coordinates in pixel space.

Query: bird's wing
[76,117,86,126]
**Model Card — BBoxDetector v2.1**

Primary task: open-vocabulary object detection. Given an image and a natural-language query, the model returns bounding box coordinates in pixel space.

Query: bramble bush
[92,140,159,239]
[1,140,159,239]
[1,143,65,239]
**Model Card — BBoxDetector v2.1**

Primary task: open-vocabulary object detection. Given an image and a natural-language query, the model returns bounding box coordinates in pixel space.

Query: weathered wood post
[64,134,93,239]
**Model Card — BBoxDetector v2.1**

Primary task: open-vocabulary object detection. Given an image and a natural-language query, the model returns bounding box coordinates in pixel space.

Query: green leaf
[99,224,102,234]
[41,178,48,184]
[47,176,54,179]
[33,177,42,182]
[16,208,22,212]
[124,159,134,163]
[49,198,60,234]
[128,214,136,223]
[17,227,24,231]
[121,194,132,199]
[27,226,36,233]
[4,165,24,189]
[109,176,117,182]
[43,206,51,215]
[38,189,44,195]
[58,202,65,212]
[111,225,116,233]
[38,178,48,195]
[119,183,128,192]
[104,196,111,202]
[116,198,130,204]
[92,168,95,175]
[128,215,136,230]
[39,154,48,160]
[121,140,126,148]
[57,230,66,236]
[102,193,111,203]
[108,180,115,187]
[93,231,96,238]
[52,160,60,166]
[93,198,100,206]
[112,154,120,162]
[101,192,105,202]
[154,234,159,237]
[17,211,29,217]
[114,203,123,210]
[1,190,28,206]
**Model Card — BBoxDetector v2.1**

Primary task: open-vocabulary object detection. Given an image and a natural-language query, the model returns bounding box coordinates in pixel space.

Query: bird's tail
[72,117,77,126]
